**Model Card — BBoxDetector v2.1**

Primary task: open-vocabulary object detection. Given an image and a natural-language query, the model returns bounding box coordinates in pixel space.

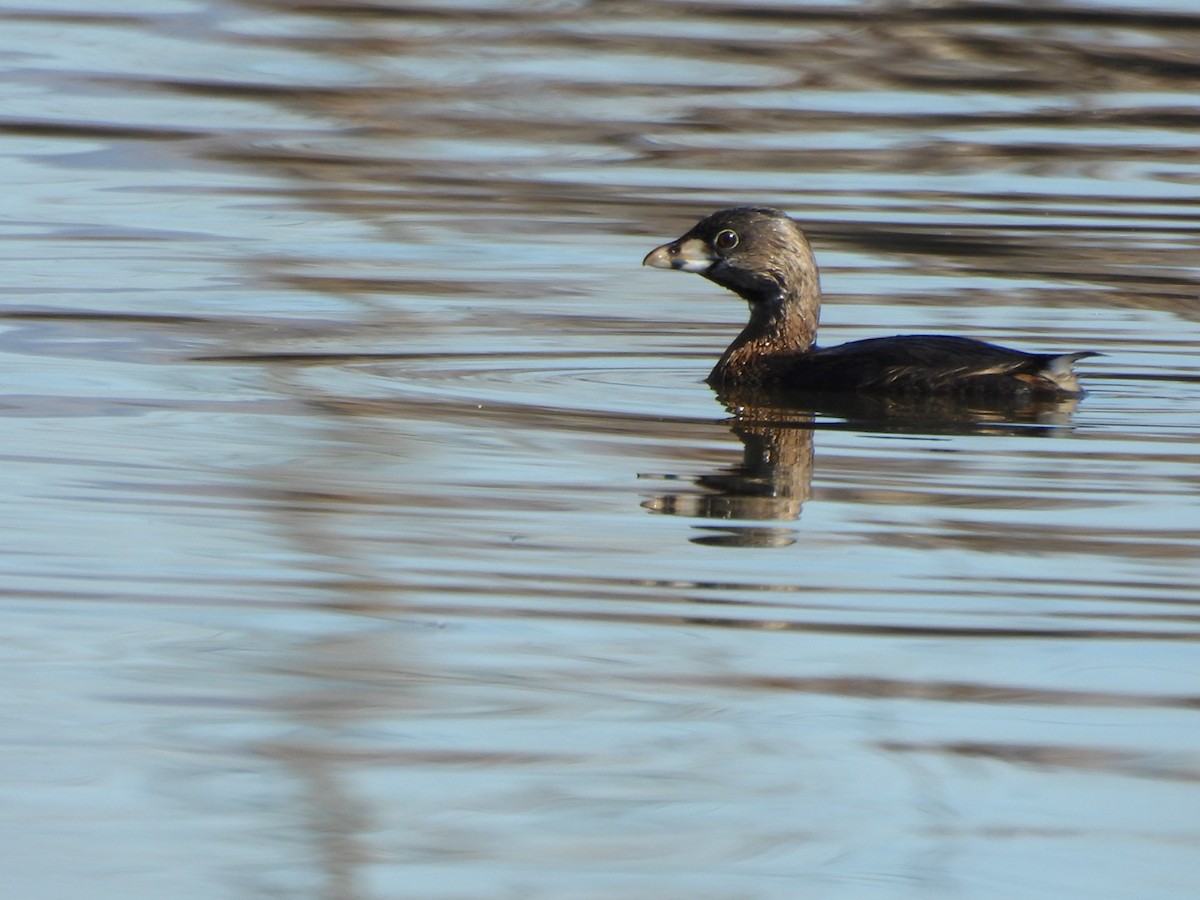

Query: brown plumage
[643,207,1094,398]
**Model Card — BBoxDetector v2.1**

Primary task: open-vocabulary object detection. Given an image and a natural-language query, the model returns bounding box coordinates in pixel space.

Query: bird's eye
[714,229,739,252]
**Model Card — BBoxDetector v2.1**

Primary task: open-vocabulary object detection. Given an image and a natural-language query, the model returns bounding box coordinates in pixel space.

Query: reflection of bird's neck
[709,245,822,387]
[731,421,814,503]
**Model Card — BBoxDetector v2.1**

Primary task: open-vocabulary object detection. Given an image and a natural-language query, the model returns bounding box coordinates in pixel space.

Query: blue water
[1,2,1199,898]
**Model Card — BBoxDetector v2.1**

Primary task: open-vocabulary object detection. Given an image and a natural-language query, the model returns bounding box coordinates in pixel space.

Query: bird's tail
[1042,351,1099,395]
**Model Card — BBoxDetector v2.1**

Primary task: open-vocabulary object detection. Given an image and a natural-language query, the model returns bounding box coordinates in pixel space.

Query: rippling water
[3,2,1200,898]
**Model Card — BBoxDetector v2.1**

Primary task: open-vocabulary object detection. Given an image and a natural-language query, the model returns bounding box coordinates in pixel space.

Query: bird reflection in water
[642,386,1085,548]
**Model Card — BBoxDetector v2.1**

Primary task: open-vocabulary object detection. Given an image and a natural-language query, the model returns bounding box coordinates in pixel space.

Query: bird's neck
[710,274,821,387]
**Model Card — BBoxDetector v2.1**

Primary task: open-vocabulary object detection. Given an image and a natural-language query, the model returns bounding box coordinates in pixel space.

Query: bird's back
[726,334,1094,398]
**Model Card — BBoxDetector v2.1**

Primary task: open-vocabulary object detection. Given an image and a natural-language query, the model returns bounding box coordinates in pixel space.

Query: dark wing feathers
[787,335,1093,396]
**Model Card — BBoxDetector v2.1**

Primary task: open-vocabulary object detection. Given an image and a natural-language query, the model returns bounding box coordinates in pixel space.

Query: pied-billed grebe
[643,207,1094,397]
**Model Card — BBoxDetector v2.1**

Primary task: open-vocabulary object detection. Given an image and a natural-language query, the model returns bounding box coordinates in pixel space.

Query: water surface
[2,2,1199,898]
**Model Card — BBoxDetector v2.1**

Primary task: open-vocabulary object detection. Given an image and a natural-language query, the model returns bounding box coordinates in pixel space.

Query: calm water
[2,1,1199,898]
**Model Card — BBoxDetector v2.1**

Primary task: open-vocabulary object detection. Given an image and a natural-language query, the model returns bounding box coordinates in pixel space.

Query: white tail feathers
[1043,352,1098,395]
